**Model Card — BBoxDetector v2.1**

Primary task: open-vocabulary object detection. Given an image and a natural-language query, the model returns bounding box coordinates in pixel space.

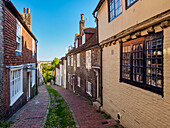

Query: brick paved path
[52,85,121,128]
[9,85,49,128]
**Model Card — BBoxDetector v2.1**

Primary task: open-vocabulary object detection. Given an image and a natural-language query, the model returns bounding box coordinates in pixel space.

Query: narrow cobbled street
[9,85,121,128]
[51,85,121,128]
[9,86,49,128]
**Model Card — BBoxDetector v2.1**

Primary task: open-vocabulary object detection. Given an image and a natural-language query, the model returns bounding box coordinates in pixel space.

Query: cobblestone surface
[52,85,122,128]
[9,85,49,128]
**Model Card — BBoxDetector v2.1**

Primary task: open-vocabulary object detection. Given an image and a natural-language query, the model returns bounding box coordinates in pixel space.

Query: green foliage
[51,58,60,67]
[45,86,76,128]
[42,58,60,84]
[0,120,14,128]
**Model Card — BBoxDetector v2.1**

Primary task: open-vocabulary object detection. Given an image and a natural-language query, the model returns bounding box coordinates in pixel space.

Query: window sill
[32,84,35,87]
[121,78,163,96]
[16,51,22,56]
[10,91,24,106]
[86,91,92,97]
[109,12,122,23]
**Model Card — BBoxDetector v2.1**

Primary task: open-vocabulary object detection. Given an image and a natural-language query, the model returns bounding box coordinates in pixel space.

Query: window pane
[109,0,122,21]
[127,0,137,7]
[10,69,22,103]
[146,36,163,88]
[132,42,143,83]
[122,45,131,80]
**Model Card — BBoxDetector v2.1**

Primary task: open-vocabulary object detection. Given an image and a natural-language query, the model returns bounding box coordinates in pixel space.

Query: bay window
[121,32,163,95]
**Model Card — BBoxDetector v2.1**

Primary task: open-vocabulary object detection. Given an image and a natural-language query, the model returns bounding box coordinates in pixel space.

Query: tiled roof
[67,30,97,55]
[93,0,105,15]
[83,27,96,34]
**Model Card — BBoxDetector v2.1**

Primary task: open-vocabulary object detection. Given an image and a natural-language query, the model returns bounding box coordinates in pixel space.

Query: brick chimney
[68,46,73,52]
[74,42,76,48]
[79,14,85,35]
[21,8,31,30]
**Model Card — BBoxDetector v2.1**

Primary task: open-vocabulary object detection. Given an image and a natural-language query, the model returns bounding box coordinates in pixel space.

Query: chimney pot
[81,14,84,20]
[24,8,26,13]
[27,8,30,14]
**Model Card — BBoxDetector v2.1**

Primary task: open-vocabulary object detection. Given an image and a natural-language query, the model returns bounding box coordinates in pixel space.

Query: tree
[42,58,60,84]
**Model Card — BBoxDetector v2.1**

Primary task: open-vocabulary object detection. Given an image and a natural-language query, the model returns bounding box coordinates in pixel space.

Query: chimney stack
[69,46,73,52]
[74,42,76,48]
[79,14,85,35]
[21,8,31,30]
[24,8,26,13]
[27,8,30,14]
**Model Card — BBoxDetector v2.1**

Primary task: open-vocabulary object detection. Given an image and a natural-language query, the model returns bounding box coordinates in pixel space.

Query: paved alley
[52,85,121,128]
[9,85,49,128]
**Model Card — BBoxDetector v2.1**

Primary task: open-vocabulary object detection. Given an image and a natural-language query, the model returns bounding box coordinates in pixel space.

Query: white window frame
[32,39,35,58]
[10,67,23,106]
[82,34,85,44]
[77,77,80,87]
[86,50,91,69]
[77,53,80,67]
[71,55,73,66]
[71,76,73,85]
[68,56,70,66]
[16,19,22,53]
[32,69,35,87]
[86,81,92,96]
[76,40,78,48]
[68,73,70,83]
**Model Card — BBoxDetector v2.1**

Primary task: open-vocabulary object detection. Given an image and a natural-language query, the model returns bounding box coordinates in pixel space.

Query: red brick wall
[4,7,37,66]
[85,34,93,42]
[2,6,37,119]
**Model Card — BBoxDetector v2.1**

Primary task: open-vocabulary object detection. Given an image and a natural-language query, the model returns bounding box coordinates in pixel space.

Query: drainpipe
[93,12,103,109]
[36,41,38,95]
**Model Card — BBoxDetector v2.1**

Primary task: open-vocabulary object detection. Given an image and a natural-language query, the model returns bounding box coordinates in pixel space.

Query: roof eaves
[93,0,105,15]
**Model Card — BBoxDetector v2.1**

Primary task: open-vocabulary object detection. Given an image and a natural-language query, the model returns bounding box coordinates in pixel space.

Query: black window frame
[108,0,123,22]
[125,0,138,10]
[120,32,164,96]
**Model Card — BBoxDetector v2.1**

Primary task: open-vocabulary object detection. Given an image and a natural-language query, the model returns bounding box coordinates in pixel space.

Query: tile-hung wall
[0,3,37,120]
[0,0,4,120]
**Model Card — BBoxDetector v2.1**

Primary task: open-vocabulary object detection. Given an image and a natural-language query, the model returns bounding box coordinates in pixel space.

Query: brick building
[93,0,170,127]
[0,0,38,120]
[66,14,101,102]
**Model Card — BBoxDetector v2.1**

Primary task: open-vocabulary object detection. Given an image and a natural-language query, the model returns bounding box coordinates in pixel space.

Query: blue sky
[11,0,99,61]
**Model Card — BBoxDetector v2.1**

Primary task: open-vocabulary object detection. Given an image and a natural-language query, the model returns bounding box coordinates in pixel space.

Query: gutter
[93,12,103,109]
